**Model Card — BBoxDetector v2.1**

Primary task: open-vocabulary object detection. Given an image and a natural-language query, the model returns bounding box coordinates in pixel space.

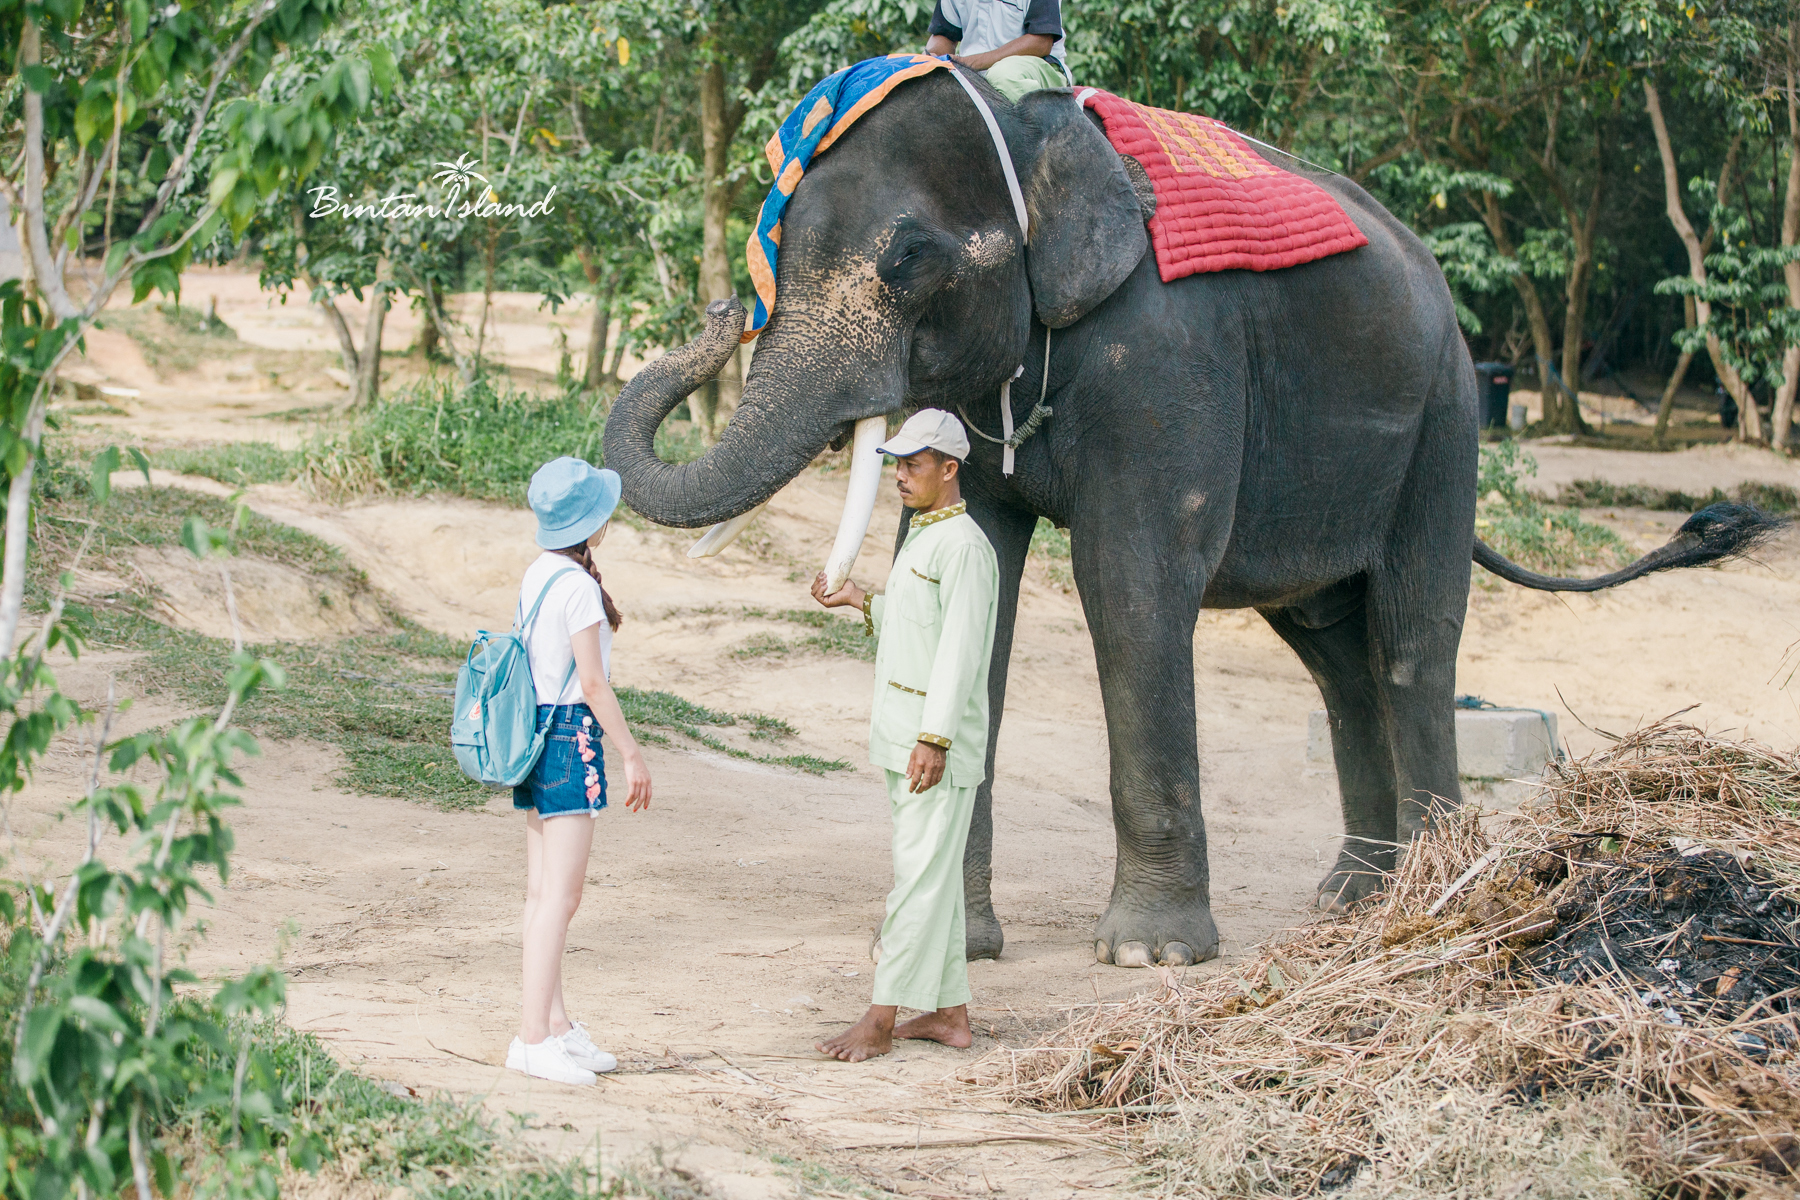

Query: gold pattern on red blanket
[1078,89,1368,282]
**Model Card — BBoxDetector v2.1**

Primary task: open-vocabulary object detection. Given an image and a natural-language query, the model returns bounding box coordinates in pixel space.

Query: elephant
[602,73,1780,968]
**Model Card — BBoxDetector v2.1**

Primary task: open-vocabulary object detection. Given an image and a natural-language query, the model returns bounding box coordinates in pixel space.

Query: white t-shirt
[517,551,613,706]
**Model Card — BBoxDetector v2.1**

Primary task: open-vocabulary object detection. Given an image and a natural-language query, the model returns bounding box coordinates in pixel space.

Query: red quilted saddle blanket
[1077,88,1367,281]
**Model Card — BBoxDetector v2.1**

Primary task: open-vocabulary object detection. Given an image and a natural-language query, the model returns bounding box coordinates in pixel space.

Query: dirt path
[10,433,1800,1195]
[17,259,1797,1195]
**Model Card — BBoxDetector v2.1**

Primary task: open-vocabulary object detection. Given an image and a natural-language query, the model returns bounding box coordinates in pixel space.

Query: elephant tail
[1473,502,1788,593]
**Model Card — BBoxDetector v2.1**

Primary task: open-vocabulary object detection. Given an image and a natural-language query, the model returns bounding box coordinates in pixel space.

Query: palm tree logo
[431,154,489,207]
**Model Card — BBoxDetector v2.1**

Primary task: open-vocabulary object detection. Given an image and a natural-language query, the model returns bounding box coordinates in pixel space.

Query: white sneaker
[561,1021,618,1074]
[506,1036,597,1086]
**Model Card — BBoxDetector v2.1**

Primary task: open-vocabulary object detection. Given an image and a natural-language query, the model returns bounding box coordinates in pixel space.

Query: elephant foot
[966,908,1004,961]
[1094,893,1219,968]
[1316,844,1394,912]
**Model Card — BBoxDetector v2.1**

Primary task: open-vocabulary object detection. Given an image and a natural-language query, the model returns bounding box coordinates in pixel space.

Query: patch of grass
[731,607,875,663]
[300,376,707,505]
[185,1019,686,1198]
[31,474,369,606]
[1555,478,1800,515]
[1476,442,1632,576]
[616,684,833,771]
[105,303,236,375]
[157,441,303,486]
[1030,517,1073,591]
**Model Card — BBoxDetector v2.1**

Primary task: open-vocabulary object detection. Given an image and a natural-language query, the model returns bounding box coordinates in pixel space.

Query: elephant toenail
[1114,941,1153,968]
[1160,941,1195,966]
[1094,940,1112,965]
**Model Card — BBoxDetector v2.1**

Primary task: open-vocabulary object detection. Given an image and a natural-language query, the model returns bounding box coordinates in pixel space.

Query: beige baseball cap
[877,408,971,460]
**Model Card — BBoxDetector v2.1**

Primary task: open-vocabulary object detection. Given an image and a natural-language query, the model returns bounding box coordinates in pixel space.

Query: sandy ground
[11,280,1800,1196]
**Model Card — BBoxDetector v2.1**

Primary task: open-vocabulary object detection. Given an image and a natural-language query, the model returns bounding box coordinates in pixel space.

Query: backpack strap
[516,567,581,635]
[519,566,588,700]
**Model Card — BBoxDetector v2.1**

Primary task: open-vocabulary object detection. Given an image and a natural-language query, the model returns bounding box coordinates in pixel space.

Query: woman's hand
[620,742,653,811]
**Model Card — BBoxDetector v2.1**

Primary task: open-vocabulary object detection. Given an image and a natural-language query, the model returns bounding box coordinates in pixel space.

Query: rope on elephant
[961,326,1052,466]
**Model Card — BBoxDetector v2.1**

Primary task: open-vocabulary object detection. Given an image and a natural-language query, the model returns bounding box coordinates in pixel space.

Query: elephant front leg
[1083,587,1218,968]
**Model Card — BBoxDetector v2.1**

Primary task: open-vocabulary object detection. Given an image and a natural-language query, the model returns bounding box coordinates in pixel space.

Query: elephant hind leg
[1365,345,1475,847]
[1262,595,1400,909]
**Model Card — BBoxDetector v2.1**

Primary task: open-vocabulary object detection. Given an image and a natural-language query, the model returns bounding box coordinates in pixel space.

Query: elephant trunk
[603,298,845,530]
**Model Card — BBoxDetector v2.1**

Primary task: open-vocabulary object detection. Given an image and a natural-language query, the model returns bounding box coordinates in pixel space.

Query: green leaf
[20,65,53,94]
[128,446,151,484]
[88,444,121,504]
[64,994,129,1033]
[207,166,242,208]
[180,515,213,560]
[17,1007,61,1081]
[367,43,398,92]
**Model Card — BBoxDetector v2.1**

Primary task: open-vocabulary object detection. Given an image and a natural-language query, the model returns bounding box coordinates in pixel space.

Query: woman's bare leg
[520,814,594,1043]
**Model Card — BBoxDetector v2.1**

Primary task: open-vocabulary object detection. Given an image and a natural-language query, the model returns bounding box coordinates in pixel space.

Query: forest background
[235,0,1800,447]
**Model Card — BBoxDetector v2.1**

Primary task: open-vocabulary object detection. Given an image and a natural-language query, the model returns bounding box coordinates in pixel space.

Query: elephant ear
[1017,89,1149,329]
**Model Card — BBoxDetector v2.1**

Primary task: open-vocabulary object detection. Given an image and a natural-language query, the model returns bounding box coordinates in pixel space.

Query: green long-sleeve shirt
[864,503,1000,788]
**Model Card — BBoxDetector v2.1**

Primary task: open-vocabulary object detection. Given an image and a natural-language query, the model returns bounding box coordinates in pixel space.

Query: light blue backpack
[451,567,579,786]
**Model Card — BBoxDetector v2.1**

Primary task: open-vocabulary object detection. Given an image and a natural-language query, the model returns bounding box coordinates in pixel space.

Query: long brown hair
[553,541,623,631]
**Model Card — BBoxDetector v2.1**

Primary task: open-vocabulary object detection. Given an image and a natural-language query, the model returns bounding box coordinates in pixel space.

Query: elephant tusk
[822,416,888,594]
[687,502,769,559]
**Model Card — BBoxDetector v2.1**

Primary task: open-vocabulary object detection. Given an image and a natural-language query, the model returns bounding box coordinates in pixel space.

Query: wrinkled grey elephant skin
[603,74,1783,969]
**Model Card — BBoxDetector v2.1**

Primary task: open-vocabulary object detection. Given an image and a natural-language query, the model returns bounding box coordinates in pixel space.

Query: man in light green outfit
[926,0,1071,104]
[810,409,999,1062]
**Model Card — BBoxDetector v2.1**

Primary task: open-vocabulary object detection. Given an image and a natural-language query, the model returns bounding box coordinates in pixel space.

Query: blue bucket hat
[529,457,621,549]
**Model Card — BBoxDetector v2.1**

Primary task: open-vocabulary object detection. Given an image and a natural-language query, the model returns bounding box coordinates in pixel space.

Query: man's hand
[812,571,866,610]
[906,741,947,793]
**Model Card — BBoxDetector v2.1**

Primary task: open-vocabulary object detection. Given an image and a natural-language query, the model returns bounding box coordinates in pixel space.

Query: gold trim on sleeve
[862,592,874,636]
[909,501,967,530]
[916,733,952,750]
[888,680,927,696]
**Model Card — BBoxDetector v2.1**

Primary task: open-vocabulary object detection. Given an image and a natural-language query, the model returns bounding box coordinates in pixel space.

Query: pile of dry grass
[977,724,1800,1198]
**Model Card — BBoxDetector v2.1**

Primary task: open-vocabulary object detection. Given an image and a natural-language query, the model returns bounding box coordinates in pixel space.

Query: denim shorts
[512,704,607,818]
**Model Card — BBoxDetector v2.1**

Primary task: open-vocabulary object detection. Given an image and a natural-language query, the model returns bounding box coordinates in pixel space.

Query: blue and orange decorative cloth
[743,53,953,343]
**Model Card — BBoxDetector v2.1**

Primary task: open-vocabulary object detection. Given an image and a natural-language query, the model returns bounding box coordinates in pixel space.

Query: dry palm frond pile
[977,724,1800,1198]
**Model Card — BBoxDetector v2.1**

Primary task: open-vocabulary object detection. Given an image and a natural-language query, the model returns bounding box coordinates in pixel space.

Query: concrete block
[1305,707,1559,780]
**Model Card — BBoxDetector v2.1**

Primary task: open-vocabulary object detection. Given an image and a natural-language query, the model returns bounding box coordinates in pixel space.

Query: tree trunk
[414,310,440,358]
[698,55,745,440]
[353,272,387,407]
[318,294,360,379]
[606,317,629,384]
[1645,80,1760,440]
[585,293,612,391]
[577,248,612,392]
[1554,174,1601,435]
[1481,191,1557,422]
[1655,294,1699,448]
[1772,22,1800,451]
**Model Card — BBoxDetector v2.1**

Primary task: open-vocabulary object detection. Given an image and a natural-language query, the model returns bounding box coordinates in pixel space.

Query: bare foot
[894,1004,973,1049]
[816,1004,896,1062]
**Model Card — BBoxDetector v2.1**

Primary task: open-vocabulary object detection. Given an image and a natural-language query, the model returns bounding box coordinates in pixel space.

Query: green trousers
[983,55,1069,104]
[871,769,977,1012]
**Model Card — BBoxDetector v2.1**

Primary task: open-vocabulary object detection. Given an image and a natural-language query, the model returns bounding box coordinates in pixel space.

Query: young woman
[506,457,654,1086]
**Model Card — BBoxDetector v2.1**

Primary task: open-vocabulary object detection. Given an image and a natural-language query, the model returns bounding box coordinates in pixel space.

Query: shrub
[300,378,706,504]
[1476,442,1632,576]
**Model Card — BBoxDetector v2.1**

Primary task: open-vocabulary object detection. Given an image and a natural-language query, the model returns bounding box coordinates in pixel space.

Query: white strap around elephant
[947,64,1029,246]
